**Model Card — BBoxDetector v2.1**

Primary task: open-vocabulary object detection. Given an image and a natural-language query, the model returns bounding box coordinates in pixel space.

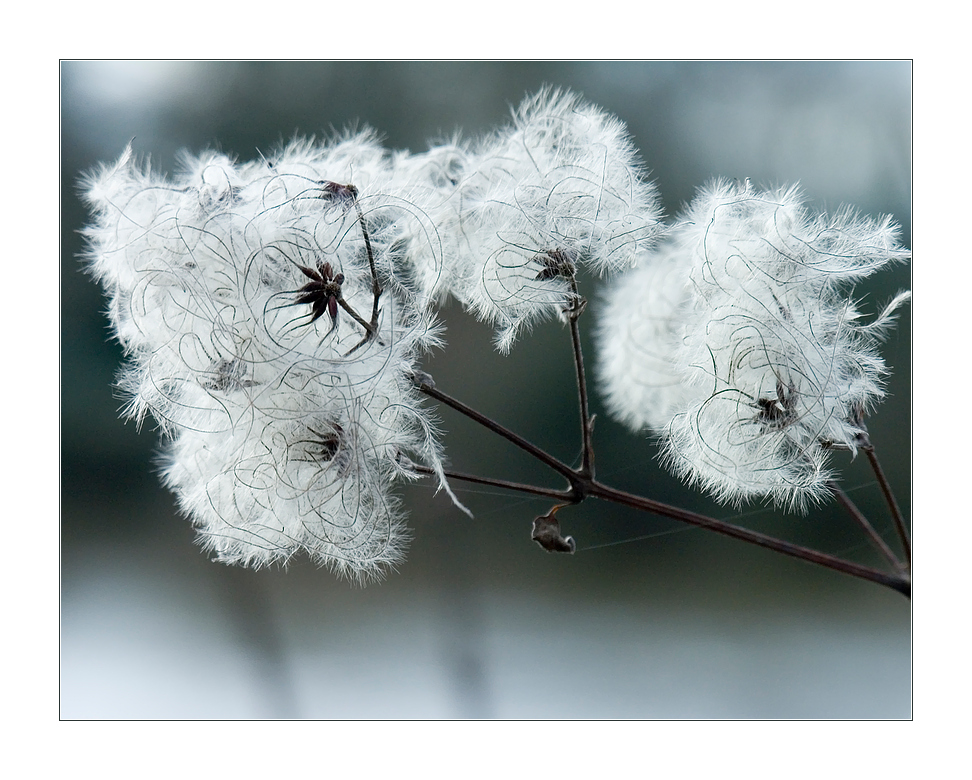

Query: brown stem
[415,378,911,599]
[336,189,382,357]
[829,482,906,573]
[337,296,376,336]
[864,446,911,569]
[415,378,579,486]
[585,480,911,598]
[566,289,594,478]
[411,464,572,503]
[353,198,382,329]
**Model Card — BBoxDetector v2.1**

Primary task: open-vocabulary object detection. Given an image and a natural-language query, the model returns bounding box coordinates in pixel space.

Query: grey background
[61,61,911,718]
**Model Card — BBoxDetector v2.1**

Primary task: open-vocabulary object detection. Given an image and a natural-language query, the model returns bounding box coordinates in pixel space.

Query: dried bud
[533,248,579,281]
[531,504,576,554]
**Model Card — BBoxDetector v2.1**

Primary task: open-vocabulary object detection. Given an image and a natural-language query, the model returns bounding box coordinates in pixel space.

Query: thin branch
[334,194,384,357]
[414,377,578,484]
[864,446,911,569]
[585,480,911,598]
[411,464,572,502]
[416,377,911,599]
[337,296,376,336]
[829,481,907,574]
[352,197,382,329]
[565,290,594,478]
[414,459,911,598]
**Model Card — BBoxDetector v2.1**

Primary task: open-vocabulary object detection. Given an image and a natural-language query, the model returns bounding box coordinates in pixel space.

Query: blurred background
[61,61,911,718]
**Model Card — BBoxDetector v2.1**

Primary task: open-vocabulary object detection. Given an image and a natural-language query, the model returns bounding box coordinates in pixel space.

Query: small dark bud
[319,181,359,204]
[318,433,341,462]
[308,422,346,466]
[756,378,798,429]
[533,248,579,281]
[531,504,576,554]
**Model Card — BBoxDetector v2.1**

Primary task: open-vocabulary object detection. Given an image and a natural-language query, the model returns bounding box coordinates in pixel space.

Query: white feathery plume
[445,88,663,352]
[598,179,910,510]
[82,135,461,580]
[596,244,693,433]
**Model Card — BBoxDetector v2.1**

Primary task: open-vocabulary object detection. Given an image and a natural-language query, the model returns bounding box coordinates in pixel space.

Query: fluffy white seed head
[445,89,663,352]
[82,137,457,579]
[387,140,472,308]
[598,179,910,510]
[596,245,694,432]
[162,399,411,580]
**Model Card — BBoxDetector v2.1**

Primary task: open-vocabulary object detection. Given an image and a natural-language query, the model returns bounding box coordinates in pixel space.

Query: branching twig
[585,480,911,598]
[863,445,911,569]
[352,196,382,331]
[414,376,579,487]
[829,481,907,574]
[565,285,595,479]
[411,464,572,503]
[337,296,377,338]
[328,182,382,356]
[415,376,911,599]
